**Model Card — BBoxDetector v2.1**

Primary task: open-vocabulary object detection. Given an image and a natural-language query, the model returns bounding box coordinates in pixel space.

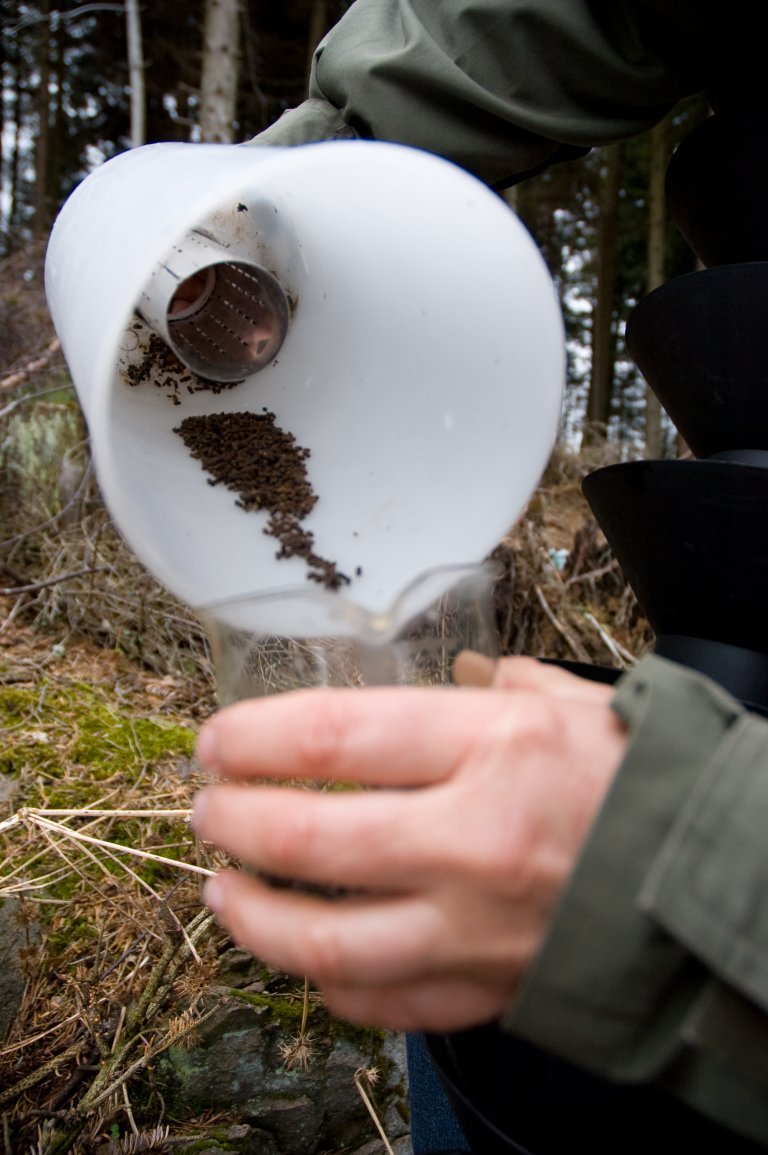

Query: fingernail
[191,791,207,832]
[203,875,224,913]
[196,724,220,770]
[453,650,496,687]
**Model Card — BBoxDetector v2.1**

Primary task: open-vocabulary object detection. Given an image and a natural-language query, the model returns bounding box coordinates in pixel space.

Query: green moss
[67,691,195,774]
[0,679,198,909]
[225,987,311,1031]
[178,1144,235,1154]
[0,682,194,784]
[46,914,98,958]
[0,686,39,723]
[0,686,62,776]
[43,380,78,406]
[176,1136,237,1154]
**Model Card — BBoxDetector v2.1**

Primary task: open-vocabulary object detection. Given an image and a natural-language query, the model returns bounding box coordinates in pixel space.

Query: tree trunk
[306,0,328,88]
[125,0,146,148]
[643,116,670,458]
[46,10,64,218]
[32,0,51,236]
[1,23,17,250]
[199,0,242,144]
[582,143,624,447]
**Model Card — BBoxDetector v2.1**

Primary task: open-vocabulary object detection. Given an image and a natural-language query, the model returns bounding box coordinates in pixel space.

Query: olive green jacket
[255,0,751,187]
[254,1,768,1142]
[511,656,768,1144]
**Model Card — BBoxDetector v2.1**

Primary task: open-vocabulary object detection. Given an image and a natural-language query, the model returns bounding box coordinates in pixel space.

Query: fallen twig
[0,1039,85,1108]
[0,567,110,597]
[582,611,636,667]
[0,337,61,391]
[533,584,591,663]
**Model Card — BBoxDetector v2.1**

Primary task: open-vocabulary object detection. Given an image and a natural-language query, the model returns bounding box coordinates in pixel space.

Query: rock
[347,1138,413,1155]
[228,1125,254,1140]
[0,773,17,806]
[0,897,39,1041]
[179,1122,279,1154]
[156,993,410,1155]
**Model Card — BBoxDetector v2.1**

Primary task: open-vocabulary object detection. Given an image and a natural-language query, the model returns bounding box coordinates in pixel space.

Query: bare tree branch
[0,567,109,597]
[1,338,61,391]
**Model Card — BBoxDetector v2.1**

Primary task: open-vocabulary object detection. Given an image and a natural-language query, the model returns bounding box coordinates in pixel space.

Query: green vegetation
[1,680,195,784]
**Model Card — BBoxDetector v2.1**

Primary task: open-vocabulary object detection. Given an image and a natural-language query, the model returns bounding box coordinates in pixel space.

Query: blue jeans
[406,1032,470,1154]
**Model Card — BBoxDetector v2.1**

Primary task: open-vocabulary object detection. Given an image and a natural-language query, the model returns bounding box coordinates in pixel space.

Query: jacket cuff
[244,99,358,147]
[638,698,768,1012]
[502,654,744,1080]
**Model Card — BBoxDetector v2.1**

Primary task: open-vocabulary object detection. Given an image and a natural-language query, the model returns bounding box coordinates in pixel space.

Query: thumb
[453,651,615,703]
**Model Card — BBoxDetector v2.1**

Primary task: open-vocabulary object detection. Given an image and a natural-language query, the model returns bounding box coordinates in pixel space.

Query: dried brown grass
[0,625,230,1150]
[492,444,651,668]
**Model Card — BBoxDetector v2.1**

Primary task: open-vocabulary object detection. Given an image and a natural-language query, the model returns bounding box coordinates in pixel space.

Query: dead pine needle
[104,1122,170,1154]
[354,1066,395,1155]
[121,1080,140,1138]
[0,1012,82,1059]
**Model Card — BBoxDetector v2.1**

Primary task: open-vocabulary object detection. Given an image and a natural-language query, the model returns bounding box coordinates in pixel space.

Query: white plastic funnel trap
[45,140,564,638]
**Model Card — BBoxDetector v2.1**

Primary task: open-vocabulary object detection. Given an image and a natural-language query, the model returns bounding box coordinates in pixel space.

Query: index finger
[195,685,513,787]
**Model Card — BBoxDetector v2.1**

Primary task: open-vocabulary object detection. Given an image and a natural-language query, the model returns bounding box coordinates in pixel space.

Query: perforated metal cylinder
[138,231,290,382]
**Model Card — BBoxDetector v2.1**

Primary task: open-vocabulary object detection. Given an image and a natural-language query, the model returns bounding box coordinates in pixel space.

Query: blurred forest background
[1,0,708,451]
[0,3,708,1150]
[0,0,704,677]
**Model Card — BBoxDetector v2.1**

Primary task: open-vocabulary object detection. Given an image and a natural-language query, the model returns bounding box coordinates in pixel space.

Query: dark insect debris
[173,410,350,590]
[123,331,243,405]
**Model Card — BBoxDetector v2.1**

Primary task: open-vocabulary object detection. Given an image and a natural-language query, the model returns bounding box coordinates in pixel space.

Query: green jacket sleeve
[254,0,705,186]
[505,655,768,1144]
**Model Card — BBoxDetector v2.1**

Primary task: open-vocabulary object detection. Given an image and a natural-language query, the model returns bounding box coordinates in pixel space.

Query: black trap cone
[582,102,768,710]
[665,109,768,267]
[625,263,768,459]
[582,460,768,711]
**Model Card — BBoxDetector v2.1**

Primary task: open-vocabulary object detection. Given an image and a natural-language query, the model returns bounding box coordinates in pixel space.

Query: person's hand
[192,657,627,1032]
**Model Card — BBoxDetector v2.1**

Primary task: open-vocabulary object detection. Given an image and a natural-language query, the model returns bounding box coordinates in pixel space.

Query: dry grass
[0,623,233,1151]
[0,626,385,1154]
[492,445,651,667]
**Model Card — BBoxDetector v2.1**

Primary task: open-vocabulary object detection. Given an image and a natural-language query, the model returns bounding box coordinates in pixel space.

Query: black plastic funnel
[665,111,768,267]
[582,459,768,655]
[625,263,768,458]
